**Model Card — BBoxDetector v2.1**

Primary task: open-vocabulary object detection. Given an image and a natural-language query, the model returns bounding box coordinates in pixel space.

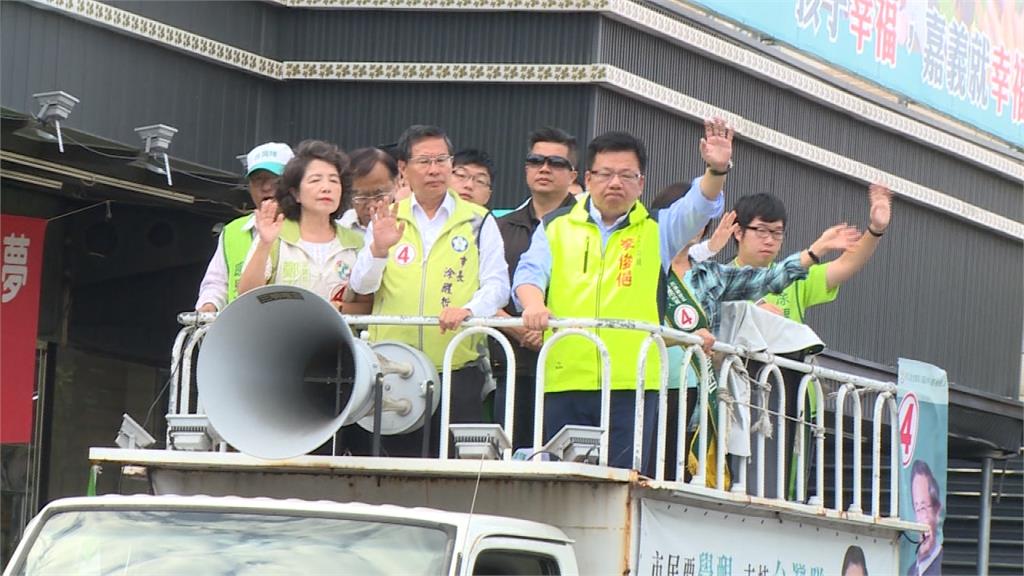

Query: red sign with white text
[1,215,47,444]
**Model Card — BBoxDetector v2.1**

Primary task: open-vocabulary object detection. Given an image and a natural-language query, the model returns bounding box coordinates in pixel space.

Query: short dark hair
[453,148,496,180]
[911,460,942,514]
[529,126,577,166]
[841,545,868,576]
[395,125,453,162]
[587,131,647,172]
[651,182,712,238]
[733,193,787,229]
[349,147,398,180]
[276,139,349,222]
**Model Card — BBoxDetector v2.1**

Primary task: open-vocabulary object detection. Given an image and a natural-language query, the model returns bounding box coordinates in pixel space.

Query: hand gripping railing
[170,311,901,517]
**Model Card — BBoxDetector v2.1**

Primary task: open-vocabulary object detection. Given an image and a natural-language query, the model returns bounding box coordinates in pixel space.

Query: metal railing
[170,311,900,519]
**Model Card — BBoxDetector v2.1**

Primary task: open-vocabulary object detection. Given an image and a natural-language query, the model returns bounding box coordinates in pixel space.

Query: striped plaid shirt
[686,252,808,334]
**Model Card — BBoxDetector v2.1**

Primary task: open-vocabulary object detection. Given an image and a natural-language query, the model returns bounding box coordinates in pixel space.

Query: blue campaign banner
[689,0,1024,146]
[896,358,949,576]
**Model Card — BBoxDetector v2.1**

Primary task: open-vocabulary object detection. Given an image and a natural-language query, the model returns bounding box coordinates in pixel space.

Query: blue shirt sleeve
[657,176,725,271]
[510,223,552,311]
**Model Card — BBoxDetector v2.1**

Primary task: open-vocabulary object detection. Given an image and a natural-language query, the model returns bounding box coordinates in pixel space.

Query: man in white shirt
[338,147,399,235]
[195,142,293,312]
[348,125,509,456]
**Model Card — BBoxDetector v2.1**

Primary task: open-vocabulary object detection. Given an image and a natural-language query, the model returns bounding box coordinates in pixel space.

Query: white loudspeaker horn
[197,285,437,460]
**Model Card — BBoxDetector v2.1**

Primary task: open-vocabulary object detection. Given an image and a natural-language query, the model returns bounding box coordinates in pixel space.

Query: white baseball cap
[245,142,294,177]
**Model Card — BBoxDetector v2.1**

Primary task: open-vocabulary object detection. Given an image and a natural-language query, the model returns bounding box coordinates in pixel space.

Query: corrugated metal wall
[278,82,595,208]
[598,19,1024,220]
[595,87,1023,397]
[0,2,275,173]
[278,10,598,64]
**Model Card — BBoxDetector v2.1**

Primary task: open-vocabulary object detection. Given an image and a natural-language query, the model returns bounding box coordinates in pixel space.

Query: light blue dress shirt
[512,176,724,309]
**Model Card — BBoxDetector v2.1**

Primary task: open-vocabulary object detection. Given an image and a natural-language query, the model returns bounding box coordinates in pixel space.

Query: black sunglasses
[525,153,574,171]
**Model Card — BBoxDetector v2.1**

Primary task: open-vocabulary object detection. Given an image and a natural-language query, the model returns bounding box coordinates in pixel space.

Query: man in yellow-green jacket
[513,119,734,471]
[349,125,509,456]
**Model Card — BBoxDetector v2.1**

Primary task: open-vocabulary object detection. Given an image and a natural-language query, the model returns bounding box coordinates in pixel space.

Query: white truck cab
[4,494,578,576]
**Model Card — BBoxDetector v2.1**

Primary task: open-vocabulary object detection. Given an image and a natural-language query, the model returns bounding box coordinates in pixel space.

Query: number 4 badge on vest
[394,243,416,266]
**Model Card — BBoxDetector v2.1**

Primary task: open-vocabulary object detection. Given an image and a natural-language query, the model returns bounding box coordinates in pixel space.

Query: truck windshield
[17,508,453,575]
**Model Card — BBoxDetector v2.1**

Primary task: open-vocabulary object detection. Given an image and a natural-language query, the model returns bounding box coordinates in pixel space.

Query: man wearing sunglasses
[348,125,509,456]
[340,147,399,235]
[513,119,734,471]
[488,127,580,450]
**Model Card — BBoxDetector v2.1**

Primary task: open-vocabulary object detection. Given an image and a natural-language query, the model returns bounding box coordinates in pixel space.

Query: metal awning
[1,107,247,218]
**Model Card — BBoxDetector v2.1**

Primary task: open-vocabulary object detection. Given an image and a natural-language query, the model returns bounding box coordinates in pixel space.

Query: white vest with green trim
[258,219,363,303]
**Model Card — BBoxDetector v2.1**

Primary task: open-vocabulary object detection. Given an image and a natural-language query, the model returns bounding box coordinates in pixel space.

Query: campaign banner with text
[0,214,47,444]
[638,499,898,576]
[689,0,1023,146]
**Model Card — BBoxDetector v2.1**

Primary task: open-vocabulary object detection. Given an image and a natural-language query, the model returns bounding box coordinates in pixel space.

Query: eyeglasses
[525,153,574,171]
[408,154,452,168]
[351,188,395,206]
[588,169,642,185]
[452,169,491,189]
[743,225,785,241]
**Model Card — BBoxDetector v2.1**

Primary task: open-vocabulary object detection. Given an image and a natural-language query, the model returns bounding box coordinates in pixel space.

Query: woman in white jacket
[238,139,368,312]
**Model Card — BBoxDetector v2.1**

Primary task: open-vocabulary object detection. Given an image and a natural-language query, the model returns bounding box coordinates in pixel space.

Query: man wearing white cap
[195,142,294,312]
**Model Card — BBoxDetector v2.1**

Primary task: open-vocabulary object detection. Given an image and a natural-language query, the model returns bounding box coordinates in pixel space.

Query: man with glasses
[491,127,579,450]
[721,185,893,499]
[728,185,892,321]
[908,459,944,576]
[195,142,294,313]
[512,120,734,470]
[451,149,494,207]
[348,125,509,456]
[340,147,399,234]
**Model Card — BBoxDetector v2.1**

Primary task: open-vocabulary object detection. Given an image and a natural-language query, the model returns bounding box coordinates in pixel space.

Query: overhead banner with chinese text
[0,214,47,444]
[687,0,1023,146]
[897,358,948,576]
[638,499,899,575]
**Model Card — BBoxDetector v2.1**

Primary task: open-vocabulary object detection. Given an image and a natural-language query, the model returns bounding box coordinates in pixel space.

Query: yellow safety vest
[222,214,254,304]
[370,192,488,370]
[543,197,662,393]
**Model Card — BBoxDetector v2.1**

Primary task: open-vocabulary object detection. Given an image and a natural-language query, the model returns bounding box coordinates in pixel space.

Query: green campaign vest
[544,198,662,393]
[370,192,487,370]
[222,215,254,304]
